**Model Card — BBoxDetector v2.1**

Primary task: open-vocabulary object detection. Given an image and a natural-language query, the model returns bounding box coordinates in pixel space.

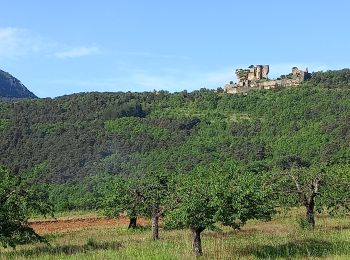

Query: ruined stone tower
[292,67,311,81]
[255,65,269,80]
[225,65,311,94]
[234,65,270,87]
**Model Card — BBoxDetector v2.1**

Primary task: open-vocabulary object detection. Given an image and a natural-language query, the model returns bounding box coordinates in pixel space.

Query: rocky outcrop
[225,65,311,94]
[0,69,37,99]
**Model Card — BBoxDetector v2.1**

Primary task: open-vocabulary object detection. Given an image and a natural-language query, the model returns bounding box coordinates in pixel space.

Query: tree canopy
[0,166,53,248]
[165,162,275,256]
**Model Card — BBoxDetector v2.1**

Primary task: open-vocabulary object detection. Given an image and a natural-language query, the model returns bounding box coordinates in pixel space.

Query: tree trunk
[128,217,137,229]
[151,214,159,240]
[306,199,315,228]
[191,227,205,256]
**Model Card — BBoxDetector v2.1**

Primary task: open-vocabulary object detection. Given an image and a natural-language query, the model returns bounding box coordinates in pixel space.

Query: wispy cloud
[0,27,45,60]
[0,27,100,61]
[0,27,187,63]
[54,46,100,59]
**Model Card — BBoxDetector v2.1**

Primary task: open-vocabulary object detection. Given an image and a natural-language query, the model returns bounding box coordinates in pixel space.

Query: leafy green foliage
[105,117,171,141]
[165,161,275,255]
[166,162,275,230]
[274,156,350,227]
[308,69,350,88]
[102,170,171,238]
[319,164,350,214]
[102,176,146,222]
[0,166,53,248]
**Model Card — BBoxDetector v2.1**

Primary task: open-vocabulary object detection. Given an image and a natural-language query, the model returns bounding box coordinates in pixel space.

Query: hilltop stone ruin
[224,65,311,94]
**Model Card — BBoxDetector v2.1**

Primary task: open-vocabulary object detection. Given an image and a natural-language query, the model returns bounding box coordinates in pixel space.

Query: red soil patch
[30,216,149,234]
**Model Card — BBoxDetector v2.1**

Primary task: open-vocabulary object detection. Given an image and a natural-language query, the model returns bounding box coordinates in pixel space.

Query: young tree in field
[0,166,53,248]
[166,162,275,256]
[103,176,145,229]
[284,168,322,228]
[142,171,170,240]
[103,171,170,239]
[277,156,350,228]
[277,155,320,227]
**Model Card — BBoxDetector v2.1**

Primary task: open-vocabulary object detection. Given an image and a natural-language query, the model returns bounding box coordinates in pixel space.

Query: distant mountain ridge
[0,69,37,98]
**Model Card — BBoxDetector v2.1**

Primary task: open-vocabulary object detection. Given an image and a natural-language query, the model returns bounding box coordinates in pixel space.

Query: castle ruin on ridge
[224,65,311,94]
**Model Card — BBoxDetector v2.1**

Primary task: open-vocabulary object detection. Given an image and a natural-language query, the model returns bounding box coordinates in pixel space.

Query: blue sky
[0,0,349,97]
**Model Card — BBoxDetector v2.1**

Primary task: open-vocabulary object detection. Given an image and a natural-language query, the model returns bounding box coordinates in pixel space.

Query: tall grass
[2,211,350,259]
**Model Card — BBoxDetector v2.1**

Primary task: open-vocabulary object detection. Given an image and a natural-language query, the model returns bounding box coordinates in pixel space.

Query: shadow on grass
[3,240,122,258]
[254,239,350,259]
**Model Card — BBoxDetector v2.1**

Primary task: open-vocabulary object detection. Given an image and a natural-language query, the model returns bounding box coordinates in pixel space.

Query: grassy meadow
[2,210,350,259]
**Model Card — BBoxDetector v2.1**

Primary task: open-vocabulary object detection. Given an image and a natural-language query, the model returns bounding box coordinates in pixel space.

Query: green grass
[3,211,350,259]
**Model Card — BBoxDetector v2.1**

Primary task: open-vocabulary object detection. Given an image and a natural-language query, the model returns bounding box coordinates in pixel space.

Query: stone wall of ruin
[224,78,302,94]
[225,66,310,95]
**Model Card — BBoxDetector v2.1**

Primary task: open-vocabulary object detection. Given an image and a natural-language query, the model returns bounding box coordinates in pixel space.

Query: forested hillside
[0,69,350,210]
[0,69,37,99]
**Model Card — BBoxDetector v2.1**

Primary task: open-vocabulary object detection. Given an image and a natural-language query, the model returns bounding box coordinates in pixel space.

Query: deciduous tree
[277,156,350,228]
[103,176,145,229]
[166,162,274,256]
[0,166,53,248]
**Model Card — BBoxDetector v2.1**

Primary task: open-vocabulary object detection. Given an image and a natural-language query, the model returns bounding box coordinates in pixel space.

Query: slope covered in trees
[0,69,37,99]
[0,69,350,211]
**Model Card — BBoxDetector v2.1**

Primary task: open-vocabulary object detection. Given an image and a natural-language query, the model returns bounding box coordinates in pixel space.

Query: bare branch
[289,172,308,206]
[310,175,322,199]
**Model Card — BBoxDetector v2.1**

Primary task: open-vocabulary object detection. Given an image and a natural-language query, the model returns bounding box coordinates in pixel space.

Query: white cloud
[0,27,44,60]
[54,46,100,59]
[0,27,100,61]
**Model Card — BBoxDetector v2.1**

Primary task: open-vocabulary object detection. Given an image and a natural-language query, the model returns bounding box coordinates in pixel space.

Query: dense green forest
[0,69,350,211]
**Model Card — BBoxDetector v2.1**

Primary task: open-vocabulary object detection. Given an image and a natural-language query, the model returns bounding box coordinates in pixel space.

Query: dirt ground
[30,216,150,234]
